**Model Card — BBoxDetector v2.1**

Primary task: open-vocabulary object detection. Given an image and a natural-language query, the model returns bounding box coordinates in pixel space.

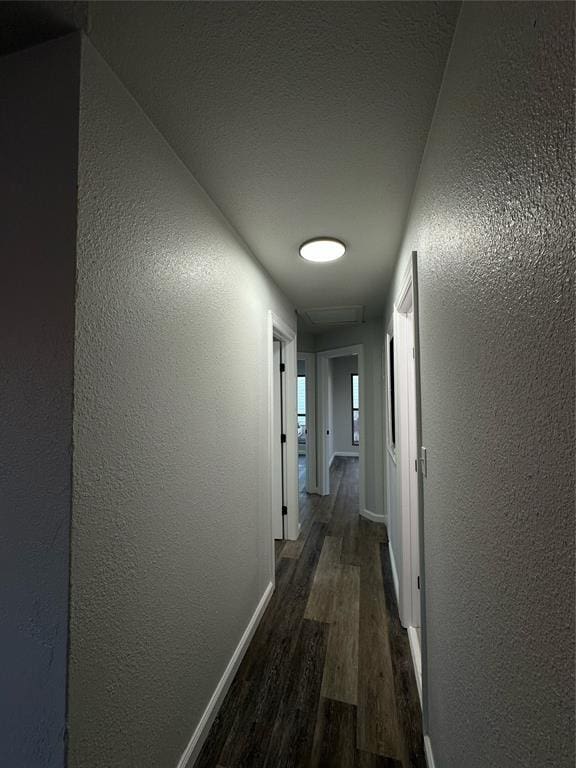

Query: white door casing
[316,344,366,515]
[272,340,283,540]
[267,311,298,586]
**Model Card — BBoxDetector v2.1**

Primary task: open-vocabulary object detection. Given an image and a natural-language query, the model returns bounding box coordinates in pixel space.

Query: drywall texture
[331,356,359,455]
[68,38,295,768]
[0,36,80,768]
[385,3,575,766]
[297,330,315,353]
[87,1,460,328]
[315,322,385,518]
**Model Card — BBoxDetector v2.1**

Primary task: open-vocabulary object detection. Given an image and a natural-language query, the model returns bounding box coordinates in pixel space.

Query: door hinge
[412,347,415,359]
[417,576,421,590]
[418,446,428,477]
[414,459,418,472]
[282,505,288,516]
[281,433,287,443]
[280,362,286,373]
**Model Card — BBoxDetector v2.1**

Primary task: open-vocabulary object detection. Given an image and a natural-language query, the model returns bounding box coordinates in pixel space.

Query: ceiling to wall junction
[0,1,461,332]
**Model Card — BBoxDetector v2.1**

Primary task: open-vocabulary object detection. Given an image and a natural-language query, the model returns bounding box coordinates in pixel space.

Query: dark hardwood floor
[298,453,306,492]
[195,457,424,768]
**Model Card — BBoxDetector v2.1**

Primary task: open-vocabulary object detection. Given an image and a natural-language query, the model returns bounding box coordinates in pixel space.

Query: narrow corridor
[196,458,424,767]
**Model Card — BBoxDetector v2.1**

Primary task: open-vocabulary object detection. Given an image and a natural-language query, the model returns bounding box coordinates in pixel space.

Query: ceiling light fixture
[299,237,346,263]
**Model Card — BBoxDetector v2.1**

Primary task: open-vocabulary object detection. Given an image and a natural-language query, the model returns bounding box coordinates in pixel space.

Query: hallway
[196,458,424,768]
[1,4,573,767]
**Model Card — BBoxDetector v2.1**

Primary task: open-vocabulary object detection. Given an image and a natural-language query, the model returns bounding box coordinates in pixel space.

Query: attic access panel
[303,305,364,326]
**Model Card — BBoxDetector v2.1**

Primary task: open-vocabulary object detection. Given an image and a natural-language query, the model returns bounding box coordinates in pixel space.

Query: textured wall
[331,356,359,455]
[315,321,385,518]
[0,35,80,768]
[385,3,575,766]
[68,38,294,768]
[87,1,460,327]
[297,330,315,353]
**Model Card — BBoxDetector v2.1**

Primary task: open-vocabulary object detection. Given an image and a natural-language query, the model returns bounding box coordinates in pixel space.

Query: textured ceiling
[2,1,460,332]
[87,2,460,331]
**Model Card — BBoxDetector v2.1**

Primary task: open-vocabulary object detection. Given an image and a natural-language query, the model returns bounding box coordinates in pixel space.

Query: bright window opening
[297,375,306,445]
[351,373,359,446]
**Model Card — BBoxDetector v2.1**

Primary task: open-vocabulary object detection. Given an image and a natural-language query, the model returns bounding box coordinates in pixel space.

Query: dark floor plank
[263,618,328,768]
[310,697,357,768]
[217,612,305,767]
[380,544,426,768]
[321,564,360,704]
[310,698,403,768]
[194,676,252,768]
[304,535,343,622]
[357,538,401,759]
[275,538,285,558]
[356,750,404,768]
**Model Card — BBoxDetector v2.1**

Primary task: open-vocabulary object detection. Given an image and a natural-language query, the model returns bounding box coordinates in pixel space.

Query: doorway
[316,344,366,511]
[391,254,426,708]
[296,352,317,495]
[268,313,299,577]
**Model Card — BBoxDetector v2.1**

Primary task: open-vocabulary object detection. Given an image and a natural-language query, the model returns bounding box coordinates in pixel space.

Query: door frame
[394,274,420,632]
[392,254,428,723]
[316,344,366,514]
[267,311,299,575]
[411,251,429,732]
[297,351,318,494]
[271,341,284,541]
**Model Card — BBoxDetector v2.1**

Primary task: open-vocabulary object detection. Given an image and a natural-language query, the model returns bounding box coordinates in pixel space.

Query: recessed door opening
[390,255,425,708]
[268,311,299,571]
[316,345,366,515]
[297,364,307,493]
[324,355,360,489]
[296,353,317,502]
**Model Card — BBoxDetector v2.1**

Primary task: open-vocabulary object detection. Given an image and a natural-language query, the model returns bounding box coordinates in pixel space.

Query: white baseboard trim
[408,625,423,706]
[424,735,436,768]
[176,581,274,768]
[359,508,386,524]
[388,542,400,608]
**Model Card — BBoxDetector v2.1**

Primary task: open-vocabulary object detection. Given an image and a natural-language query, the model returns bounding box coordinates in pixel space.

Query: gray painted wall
[0,36,80,768]
[384,3,574,766]
[315,321,385,518]
[68,38,295,768]
[297,330,315,353]
[331,356,359,456]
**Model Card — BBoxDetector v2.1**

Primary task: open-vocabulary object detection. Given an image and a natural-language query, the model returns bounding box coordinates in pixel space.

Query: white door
[272,341,284,539]
[406,312,421,628]
[394,291,421,630]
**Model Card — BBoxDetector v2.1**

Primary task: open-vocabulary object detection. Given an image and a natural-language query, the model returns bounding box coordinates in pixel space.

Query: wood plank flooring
[195,457,424,768]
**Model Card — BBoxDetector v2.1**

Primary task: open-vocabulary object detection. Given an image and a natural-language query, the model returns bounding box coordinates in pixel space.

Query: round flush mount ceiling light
[299,237,346,263]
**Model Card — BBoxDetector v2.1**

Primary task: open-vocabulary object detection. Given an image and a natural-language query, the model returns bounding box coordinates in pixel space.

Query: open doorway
[316,345,366,512]
[268,313,299,574]
[296,352,317,496]
[297,362,306,493]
